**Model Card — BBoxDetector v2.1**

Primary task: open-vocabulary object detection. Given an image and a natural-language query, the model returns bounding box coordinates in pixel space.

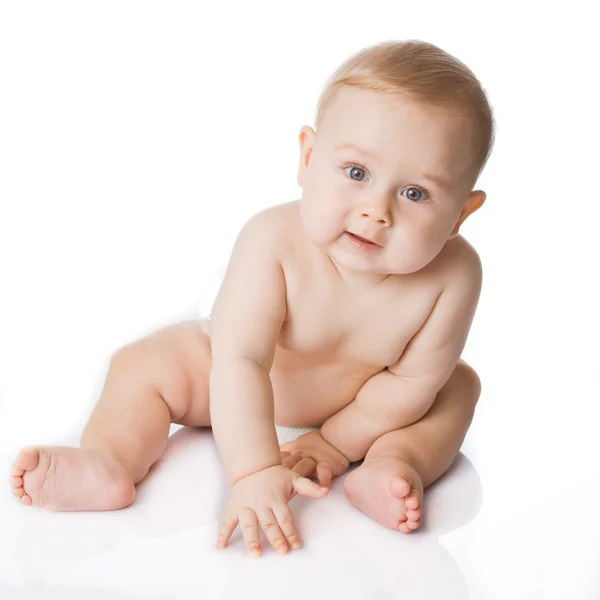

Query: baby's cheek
[302,201,338,243]
[388,234,432,274]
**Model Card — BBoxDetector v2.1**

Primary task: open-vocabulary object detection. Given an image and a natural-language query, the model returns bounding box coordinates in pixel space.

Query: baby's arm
[321,250,482,462]
[209,209,287,485]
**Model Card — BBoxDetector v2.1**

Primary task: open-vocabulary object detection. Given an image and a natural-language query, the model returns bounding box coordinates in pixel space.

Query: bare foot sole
[9,446,136,511]
[343,456,423,533]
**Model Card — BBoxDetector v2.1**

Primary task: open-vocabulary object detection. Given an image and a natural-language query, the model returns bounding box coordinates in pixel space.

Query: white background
[1,1,599,599]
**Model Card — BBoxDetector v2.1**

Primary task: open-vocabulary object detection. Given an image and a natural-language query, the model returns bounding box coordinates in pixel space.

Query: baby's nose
[360,201,392,224]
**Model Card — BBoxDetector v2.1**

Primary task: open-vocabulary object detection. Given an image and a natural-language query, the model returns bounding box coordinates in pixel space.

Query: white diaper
[275,424,319,445]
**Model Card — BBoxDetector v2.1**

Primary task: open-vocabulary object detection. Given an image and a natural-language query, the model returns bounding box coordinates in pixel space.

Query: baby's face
[298,86,484,279]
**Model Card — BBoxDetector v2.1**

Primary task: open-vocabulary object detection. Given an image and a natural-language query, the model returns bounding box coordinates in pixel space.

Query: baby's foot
[9,446,135,511]
[343,455,423,533]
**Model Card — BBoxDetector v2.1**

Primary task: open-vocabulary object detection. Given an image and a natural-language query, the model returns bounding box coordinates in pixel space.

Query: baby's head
[297,40,495,281]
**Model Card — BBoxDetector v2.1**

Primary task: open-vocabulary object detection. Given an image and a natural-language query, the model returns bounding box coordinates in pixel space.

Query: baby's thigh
[123,319,212,427]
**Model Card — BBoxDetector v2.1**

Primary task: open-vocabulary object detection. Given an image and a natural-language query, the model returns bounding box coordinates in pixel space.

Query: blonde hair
[314,40,495,187]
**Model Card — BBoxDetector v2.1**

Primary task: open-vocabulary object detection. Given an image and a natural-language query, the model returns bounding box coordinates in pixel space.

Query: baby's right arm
[208,208,287,485]
[209,208,331,556]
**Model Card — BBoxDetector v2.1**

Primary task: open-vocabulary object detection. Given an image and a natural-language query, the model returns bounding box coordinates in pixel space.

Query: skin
[298,85,484,285]
[9,85,487,558]
[214,87,486,552]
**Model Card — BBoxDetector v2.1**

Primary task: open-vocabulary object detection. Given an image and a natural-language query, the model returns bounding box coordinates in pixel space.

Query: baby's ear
[449,190,486,238]
[297,126,316,188]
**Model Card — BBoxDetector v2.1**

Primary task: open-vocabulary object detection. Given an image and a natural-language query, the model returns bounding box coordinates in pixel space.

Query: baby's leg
[9,320,212,511]
[344,360,481,532]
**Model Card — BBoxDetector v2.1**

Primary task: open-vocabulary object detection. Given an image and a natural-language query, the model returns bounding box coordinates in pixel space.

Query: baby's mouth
[346,231,381,247]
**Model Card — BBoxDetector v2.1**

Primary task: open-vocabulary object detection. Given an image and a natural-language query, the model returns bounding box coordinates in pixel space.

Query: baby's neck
[326,254,393,289]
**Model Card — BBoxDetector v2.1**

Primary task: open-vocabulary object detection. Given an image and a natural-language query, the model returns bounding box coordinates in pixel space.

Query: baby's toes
[389,474,411,498]
[10,475,23,491]
[406,508,421,522]
[405,488,421,511]
[402,506,421,533]
[14,447,40,471]
[399,514,420,533]
[10,447,40,505]
[399,518,421,533]
[11,464,25,477]
[10,481,30,503]
[9,461,27,498]
[396,490,420,533]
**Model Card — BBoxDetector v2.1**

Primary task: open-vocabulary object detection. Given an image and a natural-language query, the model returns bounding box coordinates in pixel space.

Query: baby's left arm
[321,248,482,462]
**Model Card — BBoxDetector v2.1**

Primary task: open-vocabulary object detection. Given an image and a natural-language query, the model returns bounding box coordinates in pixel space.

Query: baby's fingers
[239,508,262,557]
[258,508,289,556]
[292,474,329,499]
[216,508,239,550]
[273,503,302,550]
[281,452,302,470]
[316,462,333,488]
[292,457,317,479]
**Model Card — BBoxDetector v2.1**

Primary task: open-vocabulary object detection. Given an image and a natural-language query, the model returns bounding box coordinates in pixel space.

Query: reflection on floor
[0,426,487,599]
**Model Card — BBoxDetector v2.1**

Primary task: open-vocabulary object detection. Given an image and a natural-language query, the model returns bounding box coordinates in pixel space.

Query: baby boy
[9,39,494,558]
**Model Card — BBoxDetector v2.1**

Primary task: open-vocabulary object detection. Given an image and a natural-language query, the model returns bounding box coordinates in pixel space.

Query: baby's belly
[269,350,381,428]
[200,317,382,428]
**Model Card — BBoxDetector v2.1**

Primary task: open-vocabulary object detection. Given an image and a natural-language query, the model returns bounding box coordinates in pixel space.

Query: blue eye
[343,162,431,201]
[343,163,368,182]
[402,187,428,202]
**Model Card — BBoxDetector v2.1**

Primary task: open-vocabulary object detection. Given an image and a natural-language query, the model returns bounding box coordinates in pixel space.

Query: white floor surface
[2,405,600,600]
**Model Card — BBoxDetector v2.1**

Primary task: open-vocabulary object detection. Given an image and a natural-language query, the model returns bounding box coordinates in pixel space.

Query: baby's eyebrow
[333,142,452,189]
[334,142,380,160]
[419,171,452,189]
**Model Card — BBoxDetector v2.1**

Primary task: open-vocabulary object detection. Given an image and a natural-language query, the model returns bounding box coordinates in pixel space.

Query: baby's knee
[109,339,159,381]
[458,361,481,392]
[108,333,201,423]
[107,337,180,398]
[454,360,482,408]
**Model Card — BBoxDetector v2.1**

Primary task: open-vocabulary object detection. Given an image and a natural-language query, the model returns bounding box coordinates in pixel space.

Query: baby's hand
[216,464,328,557]
[280,430,351,489]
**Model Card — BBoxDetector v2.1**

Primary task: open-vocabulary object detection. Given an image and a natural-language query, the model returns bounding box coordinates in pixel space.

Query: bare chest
[277,262,439,370]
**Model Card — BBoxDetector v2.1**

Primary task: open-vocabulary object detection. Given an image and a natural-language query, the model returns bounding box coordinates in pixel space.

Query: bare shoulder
[241,200,299,251]
[210,202,296,362]
[434,234,483,288]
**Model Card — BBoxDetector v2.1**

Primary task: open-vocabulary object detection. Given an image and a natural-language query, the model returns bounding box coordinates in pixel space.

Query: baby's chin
[304,229,427,276]
[325,245,421,278]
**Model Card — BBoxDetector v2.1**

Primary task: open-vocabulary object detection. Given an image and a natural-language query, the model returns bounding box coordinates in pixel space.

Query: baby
[9,39,494,558]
